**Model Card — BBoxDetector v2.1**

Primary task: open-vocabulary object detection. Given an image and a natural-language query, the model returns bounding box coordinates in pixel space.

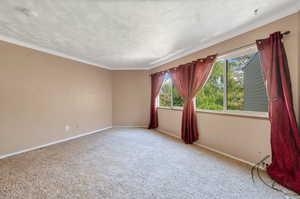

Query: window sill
[196,109,269,119]
[158,106,183,111]
[158,107,269,119]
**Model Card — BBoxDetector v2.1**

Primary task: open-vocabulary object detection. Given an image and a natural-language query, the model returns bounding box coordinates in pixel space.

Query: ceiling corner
[0,34,113,70]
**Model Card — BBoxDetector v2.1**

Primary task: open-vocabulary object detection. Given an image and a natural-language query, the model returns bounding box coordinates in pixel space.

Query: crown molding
[147,3,300,70]
[0,35,112,70]
[0,35,149,70]
[0,3,299,71]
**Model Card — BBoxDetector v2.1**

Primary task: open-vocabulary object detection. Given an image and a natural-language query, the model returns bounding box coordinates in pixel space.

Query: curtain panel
[148,73,165,129]
[257,32,300,194]
[170,55,216,144]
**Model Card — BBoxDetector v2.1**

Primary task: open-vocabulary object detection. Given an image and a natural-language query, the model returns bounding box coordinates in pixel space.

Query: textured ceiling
[0,0,299,70]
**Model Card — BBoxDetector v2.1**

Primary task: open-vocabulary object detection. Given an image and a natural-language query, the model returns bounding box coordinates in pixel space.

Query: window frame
[157,77,173,109]
[158,45,269,118]
[195,44,268,116]
[158,74,184,110]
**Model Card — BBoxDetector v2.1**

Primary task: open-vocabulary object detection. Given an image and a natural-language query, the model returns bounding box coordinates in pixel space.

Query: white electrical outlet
[65,125,70,132]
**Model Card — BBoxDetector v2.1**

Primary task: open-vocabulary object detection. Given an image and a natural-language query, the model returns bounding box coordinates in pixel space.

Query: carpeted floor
[0,128,297,199]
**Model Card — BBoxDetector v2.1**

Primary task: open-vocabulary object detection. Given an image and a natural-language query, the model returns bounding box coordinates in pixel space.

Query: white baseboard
[156,128,180,139]
[112,125,147,128]
[0,126,112,160]
[156,128,264,170]
[1,126,265,170]
[194,143,255,167]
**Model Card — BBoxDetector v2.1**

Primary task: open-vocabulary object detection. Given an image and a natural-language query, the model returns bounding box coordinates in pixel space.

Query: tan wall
[112,70,150,126]
[298,12,300,118]
[150,13,300,164]
[158,109,271,164]
[0,41,112,156]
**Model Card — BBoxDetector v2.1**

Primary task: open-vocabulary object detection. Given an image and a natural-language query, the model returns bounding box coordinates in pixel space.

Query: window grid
[223,60,228,111]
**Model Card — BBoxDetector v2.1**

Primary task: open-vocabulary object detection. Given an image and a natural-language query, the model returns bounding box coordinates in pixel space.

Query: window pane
[159,77,172,107]
[243,53,268,112]
[227,56,246,110]
[227,52,268,112]
[196,61,224,110]
[172,85,184,107]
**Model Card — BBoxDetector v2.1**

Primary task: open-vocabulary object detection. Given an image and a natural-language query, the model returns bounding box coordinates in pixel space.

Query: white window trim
[196,109,268,119]
[158,44,269,118]
[158,75,184,109]
[196,44,268,116]
[157,107,268,119]
[158,77,172,108]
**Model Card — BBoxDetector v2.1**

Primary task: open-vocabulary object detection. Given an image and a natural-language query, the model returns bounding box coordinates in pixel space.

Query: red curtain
[170,55,216,144]
[257,32,300,194]
[148,73,165,129]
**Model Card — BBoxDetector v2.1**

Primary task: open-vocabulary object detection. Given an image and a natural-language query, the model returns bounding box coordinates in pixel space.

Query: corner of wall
[298,11,300,122]
[111,70,150,127]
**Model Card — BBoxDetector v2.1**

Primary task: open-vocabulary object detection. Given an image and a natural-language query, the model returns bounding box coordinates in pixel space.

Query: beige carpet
[0,128,296,199]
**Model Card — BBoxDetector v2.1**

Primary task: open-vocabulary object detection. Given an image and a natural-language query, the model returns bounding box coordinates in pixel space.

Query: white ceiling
[0,0,299,70]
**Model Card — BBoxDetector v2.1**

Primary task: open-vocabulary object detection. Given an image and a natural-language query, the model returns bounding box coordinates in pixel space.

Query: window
[196,60,224,110]
[158,45,268,114]
[158,74,184,108]
[172,85,184,107]
[196,46,268,113]
[159,75,172,107]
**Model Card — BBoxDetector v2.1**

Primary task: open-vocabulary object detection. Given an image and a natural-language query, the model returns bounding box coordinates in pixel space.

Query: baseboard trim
[0,126,112,160]
[156,128,181,140]
[194,143,256,167]
[156,128,264,170]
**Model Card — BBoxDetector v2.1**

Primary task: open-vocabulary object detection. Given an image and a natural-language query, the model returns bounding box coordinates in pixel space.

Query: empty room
[1,1,300,198]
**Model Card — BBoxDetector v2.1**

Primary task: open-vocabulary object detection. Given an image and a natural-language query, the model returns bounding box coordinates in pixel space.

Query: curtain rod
[150,31,290,76]
[217,31,290,57]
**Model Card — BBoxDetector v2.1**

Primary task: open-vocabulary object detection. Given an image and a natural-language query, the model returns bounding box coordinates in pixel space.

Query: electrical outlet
[260,162,269,169]
[65,125,70,132]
